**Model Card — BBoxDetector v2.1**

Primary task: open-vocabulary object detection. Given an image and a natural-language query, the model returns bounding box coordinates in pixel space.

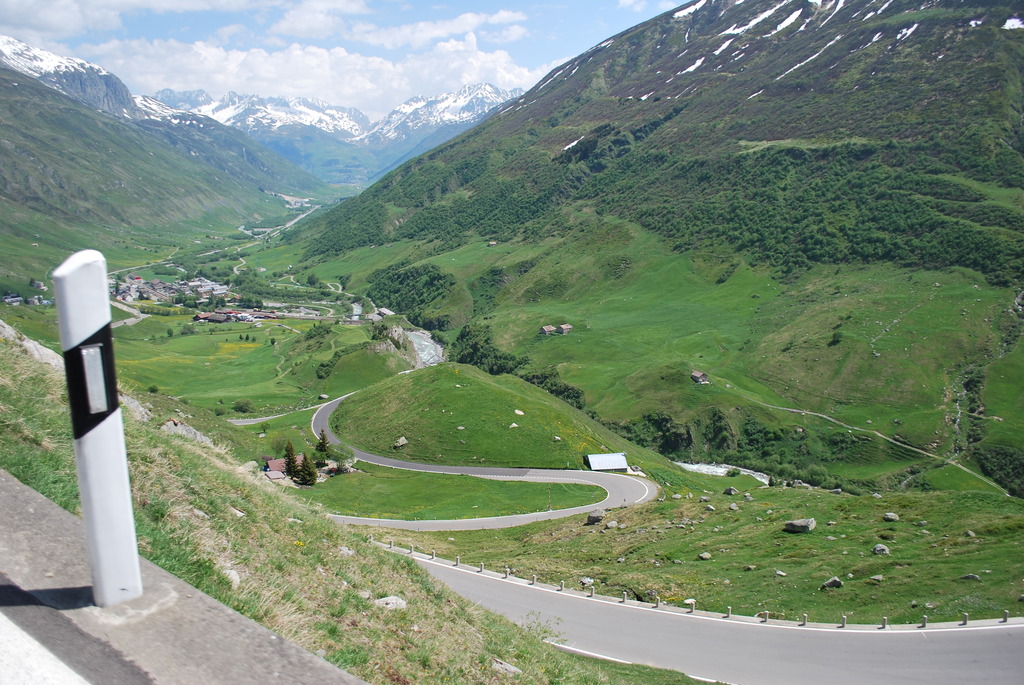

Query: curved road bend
[310,396,658,531]
[417,558,1024,685]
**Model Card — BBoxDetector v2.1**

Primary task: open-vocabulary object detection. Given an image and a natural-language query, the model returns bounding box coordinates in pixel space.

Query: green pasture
[981,342,1024,447]
[394,485,1024,625]
[112,315,380,413]
[298,461,604,520]
[328,362,684,473]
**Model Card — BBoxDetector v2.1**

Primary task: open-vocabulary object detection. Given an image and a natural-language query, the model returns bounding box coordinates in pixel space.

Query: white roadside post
[53,250,143,607]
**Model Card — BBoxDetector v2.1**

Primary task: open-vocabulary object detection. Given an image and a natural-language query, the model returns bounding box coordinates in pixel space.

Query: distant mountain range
[0,34,331,292]
[154,84,524,186]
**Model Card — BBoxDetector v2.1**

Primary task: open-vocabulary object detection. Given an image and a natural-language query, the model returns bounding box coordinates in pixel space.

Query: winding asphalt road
[310,395,658,531]
[412,555,1024,685]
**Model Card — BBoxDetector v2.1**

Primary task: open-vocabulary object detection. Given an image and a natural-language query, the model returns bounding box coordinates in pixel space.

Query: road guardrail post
[53,250,142,608]
[431,549,435,559]
[559,580,565,591]
[588,586,594,597]
[531,575,537,585]
[881,617,888,629]
[479,562,485,573]
[409,544,414,555]
[455,555,460,566]
[727,606,732,618]
[921,615,928,628]
[801,614,807,626]
[622,591,627,603]
[841,615,847,628]
[1004,610,1010,623]
[962,613,969,626]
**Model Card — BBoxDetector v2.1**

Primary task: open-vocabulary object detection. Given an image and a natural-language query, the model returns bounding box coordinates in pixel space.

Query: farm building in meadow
[585,452,629,472]
[540,324,557,335]
[558,323,573,334]
[691,370,709,384]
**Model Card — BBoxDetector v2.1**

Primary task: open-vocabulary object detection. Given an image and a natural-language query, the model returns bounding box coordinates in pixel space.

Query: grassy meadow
[0,341,703,684]
[300,461,604,520]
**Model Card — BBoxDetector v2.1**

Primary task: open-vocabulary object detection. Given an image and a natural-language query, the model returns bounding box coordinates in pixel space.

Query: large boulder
[883,512,900,522]
[784,518,817,533]
[820,576,844,589]
[873,544,890,555]
[586,510,606,525]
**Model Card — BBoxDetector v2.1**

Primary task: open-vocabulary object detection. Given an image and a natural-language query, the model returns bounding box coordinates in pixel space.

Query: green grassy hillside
[329,362,686,476]
[291,0,1024,492]
[0,332,700,685]
[0,64,332,297]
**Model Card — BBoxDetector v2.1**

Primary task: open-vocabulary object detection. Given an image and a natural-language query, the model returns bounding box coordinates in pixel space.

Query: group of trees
[279,432,338,487]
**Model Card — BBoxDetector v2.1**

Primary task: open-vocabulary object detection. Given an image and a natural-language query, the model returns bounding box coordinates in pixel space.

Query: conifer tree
[295,452,318,486]
[315,429,332,467]
[283,441,297,479]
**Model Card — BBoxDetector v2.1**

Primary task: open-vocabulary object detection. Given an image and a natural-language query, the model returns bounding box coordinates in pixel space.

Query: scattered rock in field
[825,536,837,541]
[617,558,625,563]
[916,521,928,527]
[357,590,372,599]
[820,576,843,589]
[457,426,465,430]
[827,521,836,526]
[288,518,303,523]
[873,544,890,555]
[686,492,693,499]
[925,602,935,609]
[830,488,842,494]
[374,596,407,610]
[579,577,594,587]
[553,436,562,441]
[514,409,525,416]
[605,520,618,529]
[672,494,682,500]
[872,492,882,498]
[965,530,976,538]
[744,565,757,571]
[318,393,329,400]
[775,570,787,577]
[492,658,522,676]
[394,436,408,448]
[1018,594,1024,602]
[587,510,606,525]
[729,503,739,511]
[744,493,754,501]
[698,552,712,560]
[960,574,981,581]
[705,505,716,512]
[673,559,682,564]
[192,508,210,519]
[618,523,628,529]
[883,512,900,522]
[230,507,246,518]
[509,423,519,429]
[784,518,816,533]
[699,495,711,502]
[223,569,241,589]
[870,575,885,583]
[723,486,739,495]
[338,546,356,557]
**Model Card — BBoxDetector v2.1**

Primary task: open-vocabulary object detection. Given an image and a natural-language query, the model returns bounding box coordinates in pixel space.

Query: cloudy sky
[1,1,682,118]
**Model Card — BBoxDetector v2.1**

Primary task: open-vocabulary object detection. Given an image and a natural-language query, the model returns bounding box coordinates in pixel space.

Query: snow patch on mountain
[674,0,708,20]
[721,0,793,35]
[1004,17,1024,29]
[0,35,106,79]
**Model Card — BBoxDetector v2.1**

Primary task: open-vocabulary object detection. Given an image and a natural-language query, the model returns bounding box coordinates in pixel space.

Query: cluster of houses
[194,310,278,324]
[539,323,574,335]
[115,275,229,303]
[2,280,50,307]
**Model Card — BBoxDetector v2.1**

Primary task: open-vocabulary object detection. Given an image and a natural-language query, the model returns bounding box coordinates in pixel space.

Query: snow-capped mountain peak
[0,35,107,79]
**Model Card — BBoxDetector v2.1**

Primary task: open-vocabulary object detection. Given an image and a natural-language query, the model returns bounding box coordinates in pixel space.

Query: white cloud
[480,24,529,44]
[269,0,371,40]
[618,0,648,12]
[332,10,528,49]
[0,0,281,38]
[77,33,545,119]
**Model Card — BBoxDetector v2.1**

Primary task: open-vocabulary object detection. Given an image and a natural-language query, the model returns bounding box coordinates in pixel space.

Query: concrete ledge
[0,469,364,684]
